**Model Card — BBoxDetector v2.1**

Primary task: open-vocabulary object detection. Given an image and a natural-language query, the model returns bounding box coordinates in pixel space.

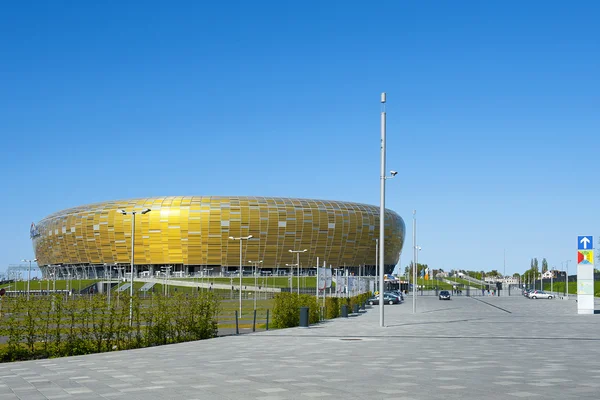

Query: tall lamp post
[285,263,297,292]
[503,249,506,295]
[564,259,571,299]
[229,235,253,317]
[248,260,263,310]
[117,208,151,326]
[416,246,422,294]
[103,263,116,307]
[289,249,307,295]
[21,258,37,301]
[375,239,379,292]
[379,91,398,327]
[412,210,417,314]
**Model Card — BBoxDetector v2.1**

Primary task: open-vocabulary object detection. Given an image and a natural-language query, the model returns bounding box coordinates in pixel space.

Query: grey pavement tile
[258,388,288,393]
[16,394,46,400]
[255,397,286,400]
[0,296,597,400]
[507,392,541,397]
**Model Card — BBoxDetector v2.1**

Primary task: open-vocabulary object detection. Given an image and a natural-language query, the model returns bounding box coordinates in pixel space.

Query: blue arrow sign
[578,236,593,250]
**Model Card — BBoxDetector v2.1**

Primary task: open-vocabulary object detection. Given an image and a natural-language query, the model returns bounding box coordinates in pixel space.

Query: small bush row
[0,292,219,362]
[272,292,372,329]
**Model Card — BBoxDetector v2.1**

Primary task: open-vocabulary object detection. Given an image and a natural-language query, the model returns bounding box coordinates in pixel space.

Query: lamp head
[228,236,235,240]
[117,209,126,215]
[141,208,151,214]
[247,235,253,239]
[390,170,398,177]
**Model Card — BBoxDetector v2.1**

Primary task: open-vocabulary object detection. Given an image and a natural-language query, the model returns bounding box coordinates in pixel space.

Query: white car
[528,290,553,299]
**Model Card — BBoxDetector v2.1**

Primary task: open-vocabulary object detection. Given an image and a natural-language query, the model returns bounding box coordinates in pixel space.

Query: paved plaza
[0,295,599,399]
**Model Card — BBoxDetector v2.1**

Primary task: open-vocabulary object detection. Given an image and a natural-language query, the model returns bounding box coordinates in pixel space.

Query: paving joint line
[469,296,513,313]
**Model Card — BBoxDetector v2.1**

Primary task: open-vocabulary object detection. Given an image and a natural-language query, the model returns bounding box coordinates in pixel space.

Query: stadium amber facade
[32,196,405,277]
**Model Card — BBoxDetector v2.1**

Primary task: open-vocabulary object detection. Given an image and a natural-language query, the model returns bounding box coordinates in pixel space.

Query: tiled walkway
[0,296,598,399]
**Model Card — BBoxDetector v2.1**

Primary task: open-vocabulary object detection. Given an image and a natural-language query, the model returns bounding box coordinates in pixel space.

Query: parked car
[439,290,451,300]
[368,294,401,305]
[528,290,553,299]
[385,290,404,301]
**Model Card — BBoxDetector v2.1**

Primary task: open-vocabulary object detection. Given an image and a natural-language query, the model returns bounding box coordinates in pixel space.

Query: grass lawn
[543,281,600,297]
[0,279,100,292]
[171,276,319,289]
[448,278,487,290]
[411,278,453,290]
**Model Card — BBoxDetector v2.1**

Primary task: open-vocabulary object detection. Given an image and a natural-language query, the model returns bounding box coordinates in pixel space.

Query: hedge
[0,292,219,362]
[272,292,372,329]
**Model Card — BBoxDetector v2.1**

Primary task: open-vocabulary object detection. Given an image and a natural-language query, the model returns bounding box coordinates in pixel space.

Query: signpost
[577,235,595,314]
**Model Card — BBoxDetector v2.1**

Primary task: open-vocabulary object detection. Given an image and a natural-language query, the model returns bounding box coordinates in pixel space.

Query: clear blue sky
[1,1,598,278]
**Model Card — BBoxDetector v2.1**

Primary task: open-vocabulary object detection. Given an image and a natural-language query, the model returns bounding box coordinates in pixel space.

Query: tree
[512,272,521,283]
[542,258,548,273]
[406,262,428,278]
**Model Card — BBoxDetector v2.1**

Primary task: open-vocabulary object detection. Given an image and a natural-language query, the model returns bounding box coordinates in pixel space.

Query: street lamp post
[375,239,379,293]
[51,265,57,292]
[378,92,398,327]
[229,235,253,317]
[285,264,297,292]
[417,246,422,294]
[289,249,307,295]
[412,210,417,313]
[503,249,506,295]
[103,263,115,307]
[117,208,151,326]
[21,258,37,301]
[248,260,263,310]
[564,259,571,299]
[161,266,172,295]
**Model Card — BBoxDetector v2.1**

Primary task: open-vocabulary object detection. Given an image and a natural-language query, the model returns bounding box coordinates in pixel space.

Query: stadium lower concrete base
[0,295,599,399]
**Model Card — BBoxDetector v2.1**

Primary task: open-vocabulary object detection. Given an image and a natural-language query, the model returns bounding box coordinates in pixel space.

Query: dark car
[368,294,401,305]
[385,290,404,301]
[439,290,451,300]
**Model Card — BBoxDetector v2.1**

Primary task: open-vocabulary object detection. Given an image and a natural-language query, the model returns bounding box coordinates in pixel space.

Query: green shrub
[325,297,339,319]
[297,294,320,324]
[272,293,299,328]
[0,290,220,362]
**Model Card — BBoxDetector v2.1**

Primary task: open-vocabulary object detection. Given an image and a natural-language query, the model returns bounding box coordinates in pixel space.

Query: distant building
[541,270,557,279]
[485,276,519,285]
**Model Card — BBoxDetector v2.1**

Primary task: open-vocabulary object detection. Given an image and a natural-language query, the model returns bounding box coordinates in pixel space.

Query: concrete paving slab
[0,296,599,399]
